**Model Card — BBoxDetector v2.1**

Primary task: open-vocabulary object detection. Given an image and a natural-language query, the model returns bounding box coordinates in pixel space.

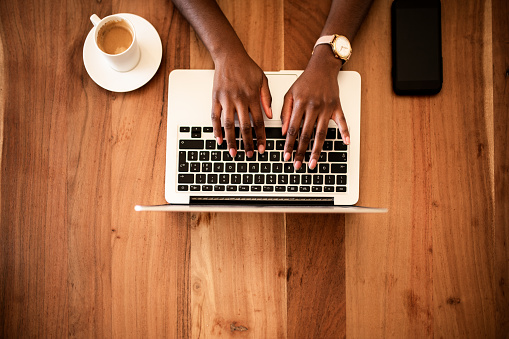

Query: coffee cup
[90,14,141,72]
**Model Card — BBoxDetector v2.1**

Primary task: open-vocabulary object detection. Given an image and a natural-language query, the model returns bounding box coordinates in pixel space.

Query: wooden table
[1,0,507,337]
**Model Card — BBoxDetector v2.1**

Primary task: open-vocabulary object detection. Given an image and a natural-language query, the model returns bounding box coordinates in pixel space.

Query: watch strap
[313,35,335,49]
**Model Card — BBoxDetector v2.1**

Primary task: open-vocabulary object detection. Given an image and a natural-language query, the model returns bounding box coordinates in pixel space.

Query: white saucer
[83,13,162,92]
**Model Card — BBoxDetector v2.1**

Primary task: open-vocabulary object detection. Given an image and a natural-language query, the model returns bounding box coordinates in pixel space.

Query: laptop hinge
[190,196,334,206]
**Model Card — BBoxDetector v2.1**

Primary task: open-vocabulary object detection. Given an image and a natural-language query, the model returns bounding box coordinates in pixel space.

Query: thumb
[260,76,273,119]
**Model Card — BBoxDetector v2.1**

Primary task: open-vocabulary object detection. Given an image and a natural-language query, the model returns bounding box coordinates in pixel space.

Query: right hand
[211,51,272,158]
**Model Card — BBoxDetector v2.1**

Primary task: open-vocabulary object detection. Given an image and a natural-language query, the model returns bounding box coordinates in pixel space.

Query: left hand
[281,54,350,170]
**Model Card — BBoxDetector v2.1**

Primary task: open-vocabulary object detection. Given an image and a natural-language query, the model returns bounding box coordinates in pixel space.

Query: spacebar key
[179,139,204,149]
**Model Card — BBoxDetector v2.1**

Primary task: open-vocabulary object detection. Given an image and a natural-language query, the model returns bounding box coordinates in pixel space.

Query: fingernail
[309,159,317,169]
[284,152,291,161]
[258,144,265,154]
[345,136,350,145]
[294,161,302,170]
[247,150,253,158]
[216,137,222,145]
[230,148,236,157]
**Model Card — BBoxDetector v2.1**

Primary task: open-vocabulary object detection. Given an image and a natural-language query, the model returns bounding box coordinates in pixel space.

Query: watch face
[333,35,351,59]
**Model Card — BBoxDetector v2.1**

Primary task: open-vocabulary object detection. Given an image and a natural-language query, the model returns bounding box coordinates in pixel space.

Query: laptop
[135,69,386,213]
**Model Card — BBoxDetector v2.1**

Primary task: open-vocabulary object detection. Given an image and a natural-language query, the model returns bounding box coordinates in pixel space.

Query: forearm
[309,0,374,70]
[171,0,247,63]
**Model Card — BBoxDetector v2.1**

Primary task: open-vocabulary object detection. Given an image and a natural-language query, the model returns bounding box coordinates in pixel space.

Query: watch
[313,34,352,63]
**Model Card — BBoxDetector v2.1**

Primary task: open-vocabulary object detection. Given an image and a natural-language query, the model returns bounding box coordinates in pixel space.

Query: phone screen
[392,0,442,94]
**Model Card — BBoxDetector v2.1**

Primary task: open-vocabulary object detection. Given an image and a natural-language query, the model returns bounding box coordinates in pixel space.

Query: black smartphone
[391,0,443,95]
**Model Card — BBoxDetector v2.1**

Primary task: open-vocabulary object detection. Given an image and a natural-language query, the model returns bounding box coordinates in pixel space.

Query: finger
[237,105,255,158]
[293,110,315,170]
[283,100,304,163]
[249,103,267,154]
[309,116,329,170]
[211,101,223,145]
[331,106,350,145]
[281,92,293,136]
[222,104,237,157]
[260,75,273,119]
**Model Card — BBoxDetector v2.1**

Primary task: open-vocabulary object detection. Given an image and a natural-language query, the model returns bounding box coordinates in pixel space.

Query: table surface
[1,0,508,337]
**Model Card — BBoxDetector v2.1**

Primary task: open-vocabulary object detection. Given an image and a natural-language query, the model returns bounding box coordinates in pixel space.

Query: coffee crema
[97,19,133,55]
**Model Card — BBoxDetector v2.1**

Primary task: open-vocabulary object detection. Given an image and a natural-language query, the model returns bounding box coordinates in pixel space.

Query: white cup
[90,14,141,72]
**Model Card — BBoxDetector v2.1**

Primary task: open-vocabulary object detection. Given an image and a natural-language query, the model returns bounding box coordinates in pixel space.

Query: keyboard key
[263,186,274,192]
[225,163,236,172]
[214,185,225,191]
[190,163,200,172]
[178,174,194,183]
[276,140,285,150]
[190,185,200,191]
[180,126,190,132]
[239,185,249,191]
[180,139,204,149]
[266,127,284,139]
[331,164,347,173]
[178,185,188,191]
[178,163,189,172]
[199,151,209,161]
[325,175,335,185]
[219,174,229,184]
[261,163,271,173]
[266,140,275,150]
[246,153,257,161]
[196,174,206,184]
[207,174,218,184]
[290,175,300,185]
[211,151,221,161]
[299,186,310,192]
[251,186,261,192]
[237,163,247,172]
[203,127,213,133]
[312,186,322,192]
[188,151,198,161]
[269,152,280,162]
[243,174,253,184]
[255,174,264,184]
[302,175,311,185]
[288,186,298,192]
[334,141,347,150]
[217,142,227,150]
[206,140,216,149]
[249,163,259,173]
[336,186,347,192]
[326,128,336,139]
[337,175,347,185]
[324,186,334,192]
[323,141,333,150]
[284,163,294,173]
[223,151,233,161]
[214,163,224,172]
[202,163,212,172]
[266,174,276,184]
[319,164,329,173]
[227,185,237,191]
[179,151,186,164]
[202,185,213,191]
[278,174,288,184]
[328,152,347,162]
[275,186,286,192]
[235,151,245,161]
[272,163,282,173]
[231,174,241,184]
[319,153,326,162]
[259,152,268,161]
[313,175,323,185]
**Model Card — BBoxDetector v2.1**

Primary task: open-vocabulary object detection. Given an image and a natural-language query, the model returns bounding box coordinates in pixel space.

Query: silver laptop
[135,69,386,213]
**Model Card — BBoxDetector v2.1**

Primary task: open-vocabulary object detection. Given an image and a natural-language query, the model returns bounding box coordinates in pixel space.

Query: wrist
[307,45,344,73]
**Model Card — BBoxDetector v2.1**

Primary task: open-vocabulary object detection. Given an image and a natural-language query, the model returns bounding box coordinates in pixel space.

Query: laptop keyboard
[177,126,348,194]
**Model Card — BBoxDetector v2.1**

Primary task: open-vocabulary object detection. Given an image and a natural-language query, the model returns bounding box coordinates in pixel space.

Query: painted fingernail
[284,152,291,161]
[247,150,253,158]
[230,148,237,157]
[309,159,317,169]
[258,144,265,154]
[216,137,222,145]
[294,161,302,170]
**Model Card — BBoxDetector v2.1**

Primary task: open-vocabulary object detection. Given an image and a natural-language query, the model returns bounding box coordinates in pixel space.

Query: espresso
[97,19,133,55]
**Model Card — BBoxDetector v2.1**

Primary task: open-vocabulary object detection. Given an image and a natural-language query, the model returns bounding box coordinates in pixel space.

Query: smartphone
[391,0,443,95]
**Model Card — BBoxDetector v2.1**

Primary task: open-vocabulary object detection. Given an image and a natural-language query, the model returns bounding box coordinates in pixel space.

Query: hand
[281,57,350,170]
[211,51,272,158]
